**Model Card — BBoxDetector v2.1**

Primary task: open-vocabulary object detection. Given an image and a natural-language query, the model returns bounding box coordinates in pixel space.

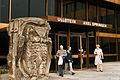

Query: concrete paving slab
[0,62,120,80]
[49,62,120,80]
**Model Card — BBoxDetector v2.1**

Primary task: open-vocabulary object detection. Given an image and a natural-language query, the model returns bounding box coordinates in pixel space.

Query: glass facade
[12,0,45,19]
[63,0,86,20]
[75,1,86,20]
[99,7,107,24]
[0,31,9,55]
[48,0,62,16]
[118,39,120,61]
[63,0,74,18]
[88,4,97,22]
[99,37,117,61]
[48,0,55,16]
[63,0,117,34]
[99,38,116,54]
[12,0,29,18]
[0,0,119,28]
[117,11,120,34]
[30,0,45,17]
[0,0,9,22]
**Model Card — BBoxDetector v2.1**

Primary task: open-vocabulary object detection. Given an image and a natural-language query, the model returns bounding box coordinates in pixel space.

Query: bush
[0,65,8,74]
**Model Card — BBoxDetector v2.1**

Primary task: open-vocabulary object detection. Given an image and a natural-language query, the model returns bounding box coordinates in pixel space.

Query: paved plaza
[0,62,120,80]
[49,62,120,80]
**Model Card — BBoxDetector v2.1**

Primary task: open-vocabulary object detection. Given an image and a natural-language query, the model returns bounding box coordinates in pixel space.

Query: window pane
[30,0,45,17]
[109,38,116,53]
[70,36,79,54]
[117,12,120,34]
[88,4,97,22]
[0,0,9,22]
[89,37,95,54]
[48,0,55,16]
[118,39,120,61]
[12,0,28,18]
[99,37,116,54]
[99,37,109,54]
[99,7,107,24]
[49,0,62,17]
[63,1,74,19]
[107,9,115,33]
[75,2,86,20]
[59,36,67,50]
[0,31,9,55]
[107,9,115,24]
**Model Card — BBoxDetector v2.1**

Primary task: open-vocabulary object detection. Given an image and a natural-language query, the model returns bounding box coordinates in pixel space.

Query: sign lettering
[57,18,76,24]
[55,17,109,28]
[83,21,107,28]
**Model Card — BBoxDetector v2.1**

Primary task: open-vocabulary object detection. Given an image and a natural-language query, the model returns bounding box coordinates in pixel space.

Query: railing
[72,54,118,58]
[0,54,118,59]
[0,56,7,59]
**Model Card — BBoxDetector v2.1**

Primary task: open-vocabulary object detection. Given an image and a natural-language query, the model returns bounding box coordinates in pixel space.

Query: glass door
[55,33,96,69]
[57,34,67,50]
[86,36,96,68]
[70,35,87,69]
[70,36,80,69]
[55,33,67,71]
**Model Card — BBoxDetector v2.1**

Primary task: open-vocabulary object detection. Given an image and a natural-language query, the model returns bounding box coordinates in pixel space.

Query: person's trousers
[65,62,74,73]
[97,64,103,71]
[58,65,64,76]
[58,59,65,76]
[69,62,74,72]
[65,63,68,72]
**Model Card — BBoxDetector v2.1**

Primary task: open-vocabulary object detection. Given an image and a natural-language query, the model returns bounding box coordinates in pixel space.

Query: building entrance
[56,32,92,69]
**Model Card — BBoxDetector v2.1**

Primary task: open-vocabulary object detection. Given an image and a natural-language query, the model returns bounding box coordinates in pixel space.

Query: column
[9,0,12,21]
[45,0,48,16]
[61,0,63,17]
[0,0,1,22]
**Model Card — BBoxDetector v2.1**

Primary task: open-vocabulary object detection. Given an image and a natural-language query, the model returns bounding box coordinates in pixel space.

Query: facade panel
[12,0,28,18]
[0,0,9,22]
[48,0,55,16]
[105,0,120,4]
[30,0,45,17]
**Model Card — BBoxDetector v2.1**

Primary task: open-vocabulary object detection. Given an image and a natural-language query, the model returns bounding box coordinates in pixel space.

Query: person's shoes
[72,72,75,75]
[100,70,103,72]
[61,75,63,77]
[59,74,61,76]
[97,70,99,72]
[59,74,63,77]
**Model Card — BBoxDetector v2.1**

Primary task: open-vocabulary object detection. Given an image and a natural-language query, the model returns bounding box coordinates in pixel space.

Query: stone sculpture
[7,17,52,80]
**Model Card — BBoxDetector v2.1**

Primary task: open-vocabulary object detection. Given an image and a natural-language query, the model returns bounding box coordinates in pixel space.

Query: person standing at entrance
[78,47,84,64]
[94,44,104,72]
[65,46,75,75]
[56,45,67,77]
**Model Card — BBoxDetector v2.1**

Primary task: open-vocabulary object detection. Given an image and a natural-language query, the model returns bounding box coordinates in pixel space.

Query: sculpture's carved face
[23,26,40,42]
[34,25,48,37]
[29,28,40,42]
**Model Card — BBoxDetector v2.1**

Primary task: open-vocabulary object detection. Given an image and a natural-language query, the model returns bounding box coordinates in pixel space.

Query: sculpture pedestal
[0,74,72,80]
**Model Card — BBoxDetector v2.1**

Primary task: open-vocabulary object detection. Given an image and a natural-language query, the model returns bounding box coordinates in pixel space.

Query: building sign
[46,16,112,29]
[57,17,107,28]
[57,17,76,24]
[83,21,107,28]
